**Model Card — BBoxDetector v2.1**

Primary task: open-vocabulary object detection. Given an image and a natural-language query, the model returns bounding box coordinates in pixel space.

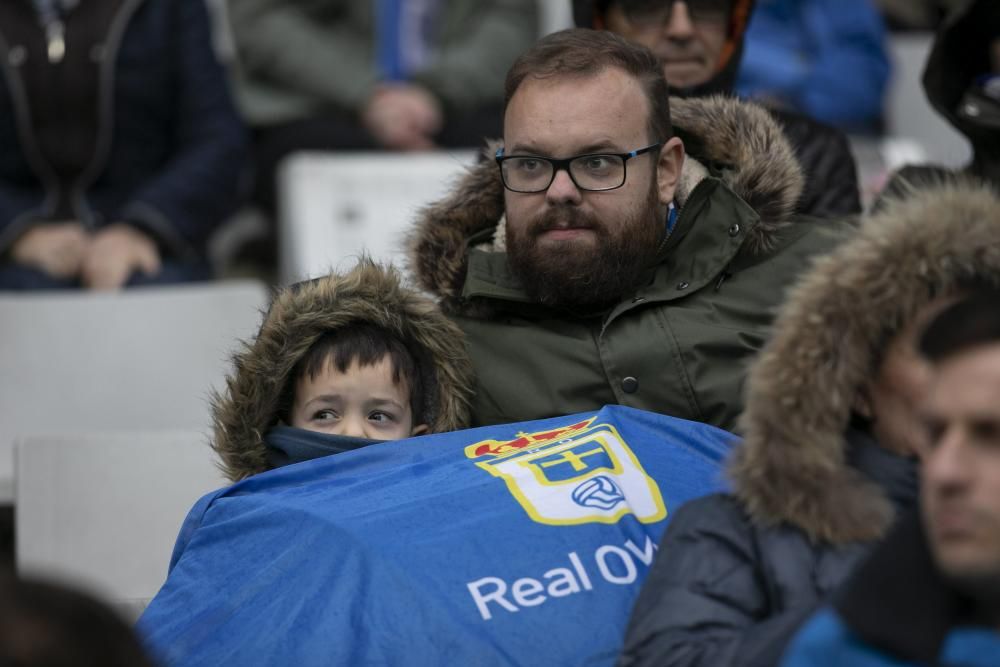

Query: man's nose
[924,426,974,495]
[545,167,583,205]
[664,1,697,39]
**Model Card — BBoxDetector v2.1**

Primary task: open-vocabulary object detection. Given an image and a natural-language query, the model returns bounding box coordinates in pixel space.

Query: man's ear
[656,136,685,205]
[410,423,429,437]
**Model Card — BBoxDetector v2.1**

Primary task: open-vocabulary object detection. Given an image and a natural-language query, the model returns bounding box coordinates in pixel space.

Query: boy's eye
[313,409,338,421]
[368,411,396,424]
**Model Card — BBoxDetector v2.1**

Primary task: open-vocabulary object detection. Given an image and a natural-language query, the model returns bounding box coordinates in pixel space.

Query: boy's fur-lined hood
[730,181,1000,544]
[408,95,804,312]
[212,261,475,482]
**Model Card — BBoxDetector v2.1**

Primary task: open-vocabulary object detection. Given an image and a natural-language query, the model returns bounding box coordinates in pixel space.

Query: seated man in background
[617,181,1000,666]
[408,28,844,432]
[572,0,862,219]
[782,290,1000,667]
[0,0,247,290]
[211,259,474,481]
[228,0,539,216]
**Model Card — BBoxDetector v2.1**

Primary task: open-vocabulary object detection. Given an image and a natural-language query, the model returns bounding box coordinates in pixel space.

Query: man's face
[502,67,681,309]
[858,296,956,457]
[921,342,1000,593]
[604,1,730,89]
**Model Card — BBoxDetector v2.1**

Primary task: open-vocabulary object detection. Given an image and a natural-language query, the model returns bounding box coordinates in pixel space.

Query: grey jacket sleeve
[618,494,824,667]
[228,0,378,111]
[413,0,539,110]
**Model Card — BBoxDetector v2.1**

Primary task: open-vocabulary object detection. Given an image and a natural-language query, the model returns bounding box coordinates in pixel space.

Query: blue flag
[137,406,734,666]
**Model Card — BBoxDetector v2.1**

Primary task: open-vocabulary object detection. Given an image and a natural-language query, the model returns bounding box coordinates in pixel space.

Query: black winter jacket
[618,432,916,667]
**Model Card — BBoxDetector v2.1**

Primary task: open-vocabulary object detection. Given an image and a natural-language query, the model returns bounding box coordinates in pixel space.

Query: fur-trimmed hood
[211,261,475,482]
[729,181,1000,544]
[408,95,803,310]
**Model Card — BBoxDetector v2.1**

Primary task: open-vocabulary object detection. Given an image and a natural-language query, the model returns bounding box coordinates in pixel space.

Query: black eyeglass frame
[495,143,664,194]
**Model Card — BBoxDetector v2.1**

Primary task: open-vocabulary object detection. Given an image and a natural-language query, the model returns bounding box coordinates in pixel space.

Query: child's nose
[338,414,369,439]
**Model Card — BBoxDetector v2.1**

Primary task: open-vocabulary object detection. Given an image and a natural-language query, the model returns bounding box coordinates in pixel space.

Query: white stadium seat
[0,281,268,502]
[15,430,228,621]
[277,150,478,284]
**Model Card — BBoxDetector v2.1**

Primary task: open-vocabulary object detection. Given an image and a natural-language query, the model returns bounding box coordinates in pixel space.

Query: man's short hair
[920,289,1000,362]
[285,323,424,422]
[504,28,672,143]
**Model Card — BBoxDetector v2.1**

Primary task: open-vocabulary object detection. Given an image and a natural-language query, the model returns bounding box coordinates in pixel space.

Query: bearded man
[408,28,843,431]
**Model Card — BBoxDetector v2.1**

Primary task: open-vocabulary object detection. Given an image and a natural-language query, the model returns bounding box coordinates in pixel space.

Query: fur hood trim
[211,260,475,481]
[408,95,803,310]
[730,180,1000,544]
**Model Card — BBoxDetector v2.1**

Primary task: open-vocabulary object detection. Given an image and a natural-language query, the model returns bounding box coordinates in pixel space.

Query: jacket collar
[407,95,804,316]
[834,511,981,664]
[729,181,1000,544]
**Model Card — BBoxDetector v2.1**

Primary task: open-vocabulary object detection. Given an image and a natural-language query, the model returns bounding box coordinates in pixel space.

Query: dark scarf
[264,425,385,469]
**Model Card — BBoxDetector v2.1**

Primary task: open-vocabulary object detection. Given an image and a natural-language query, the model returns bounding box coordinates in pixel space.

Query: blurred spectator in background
[782,290,1000,667]
[618,181,1000,666]
[229,0,539,216]
[573,0,862,218]
[735,0,890,134]
[0,575,156,666]
[0,0,247,291]
[882,0,1000,194]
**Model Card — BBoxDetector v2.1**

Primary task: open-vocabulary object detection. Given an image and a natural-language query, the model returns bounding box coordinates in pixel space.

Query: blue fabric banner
[137,406,734,666]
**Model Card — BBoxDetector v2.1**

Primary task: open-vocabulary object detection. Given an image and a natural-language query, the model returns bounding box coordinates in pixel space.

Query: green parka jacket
[408,96,847,432]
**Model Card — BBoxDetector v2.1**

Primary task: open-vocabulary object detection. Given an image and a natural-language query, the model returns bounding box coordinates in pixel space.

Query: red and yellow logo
[465,415,666,526]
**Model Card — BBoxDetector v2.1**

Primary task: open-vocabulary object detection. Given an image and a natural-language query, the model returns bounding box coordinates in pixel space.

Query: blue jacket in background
[137,406,733,667]
[736,0,890,132]
[782,511,1000,667]
[783,609,1000,667]
[0,0,247,260]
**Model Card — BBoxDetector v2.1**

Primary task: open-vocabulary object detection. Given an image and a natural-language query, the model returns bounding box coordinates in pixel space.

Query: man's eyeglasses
[622,0,732,27]
[495,143,662,194]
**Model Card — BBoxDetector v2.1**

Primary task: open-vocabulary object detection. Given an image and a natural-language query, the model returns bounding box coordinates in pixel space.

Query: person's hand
[362,83,443,150]
[80,224,161,290]
[10,221,89,278]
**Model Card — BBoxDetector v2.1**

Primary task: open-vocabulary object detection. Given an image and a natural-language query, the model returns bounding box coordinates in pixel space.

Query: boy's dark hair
[0,575,155,667]
[284,323,424,422]
[504,28,672,143]
[920,289,1000,362]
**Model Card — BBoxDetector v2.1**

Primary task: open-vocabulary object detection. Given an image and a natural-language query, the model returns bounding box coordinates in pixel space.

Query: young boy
[211,260,474,481]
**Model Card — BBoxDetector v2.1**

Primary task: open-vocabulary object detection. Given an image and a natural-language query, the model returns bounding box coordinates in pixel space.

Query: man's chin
[662,62,710,88]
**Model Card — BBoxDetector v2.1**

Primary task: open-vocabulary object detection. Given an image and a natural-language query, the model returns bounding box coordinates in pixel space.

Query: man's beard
[506,186,664,311]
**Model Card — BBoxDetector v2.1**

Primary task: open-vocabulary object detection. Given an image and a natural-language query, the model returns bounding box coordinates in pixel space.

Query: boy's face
[290,356,428,441]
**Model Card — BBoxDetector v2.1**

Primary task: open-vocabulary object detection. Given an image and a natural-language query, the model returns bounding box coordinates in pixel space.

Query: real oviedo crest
[464,416,667,526]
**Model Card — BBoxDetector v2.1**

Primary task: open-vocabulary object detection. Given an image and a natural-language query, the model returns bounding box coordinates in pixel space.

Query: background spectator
[0,575,156,667]
[736,0,890,133]
[229,0,539,216]
[881,0,1000,194]
[782,289,1000,667]
[618,181,1000,666]
[0,0,247,290]
[572,0,862,219]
